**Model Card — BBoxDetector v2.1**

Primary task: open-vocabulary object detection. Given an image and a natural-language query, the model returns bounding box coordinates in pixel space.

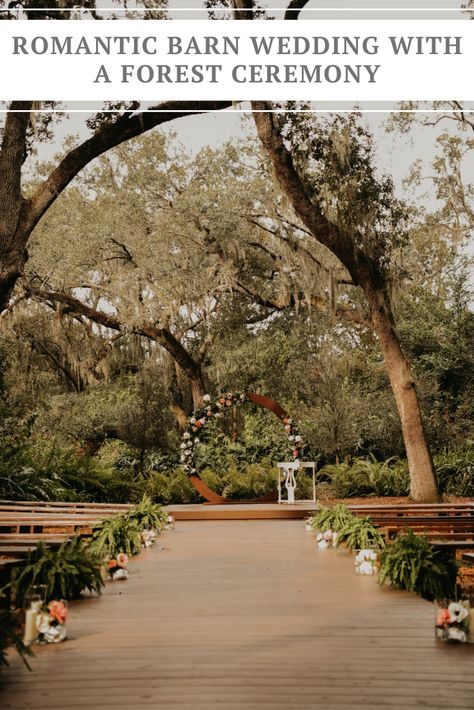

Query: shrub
[222,461,277,500]
[320,455,409,498]
[89,515,142,558]
[335,516,385,551]
[434,447,474,497]
[378,529,458,601]
[310,504,353,533]
[145,468,199,504]
[126,495,168,531]
[8,538,104,606]
[0,609,32,670]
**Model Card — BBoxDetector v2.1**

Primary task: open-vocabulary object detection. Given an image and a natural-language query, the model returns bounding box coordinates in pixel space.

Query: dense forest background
[0,111,473,503]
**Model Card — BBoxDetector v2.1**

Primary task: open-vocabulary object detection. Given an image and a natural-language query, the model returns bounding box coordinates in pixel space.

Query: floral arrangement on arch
[180,392,304,476]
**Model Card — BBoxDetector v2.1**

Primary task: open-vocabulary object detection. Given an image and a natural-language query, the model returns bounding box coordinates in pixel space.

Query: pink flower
[116,552,129,568]
[48,600,68,624]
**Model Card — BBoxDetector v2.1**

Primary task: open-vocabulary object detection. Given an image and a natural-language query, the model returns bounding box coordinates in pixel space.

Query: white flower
[295,435,302,442]
[305,522,313,532]
[183,432,191,440]
[357,561,375,575]
[194,437,200,444]
[447,602,469,623]
[317,540,329,549]
[44,624,67,643]
[190,417,196,424]
[323,530,333,542]
[316,532,323,542]
[447,626,467,643]
[112,568,129,581]
[180,442,187,449]
[180,454,185,463]
[203,394,211,402]
[167,515,174,523]
[288,435,295,441]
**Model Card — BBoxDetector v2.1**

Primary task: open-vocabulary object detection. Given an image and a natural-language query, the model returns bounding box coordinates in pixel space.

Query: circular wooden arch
[189,392,291,505]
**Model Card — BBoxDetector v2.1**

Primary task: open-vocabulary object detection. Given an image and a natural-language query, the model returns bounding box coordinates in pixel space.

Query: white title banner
[0,19,472,101]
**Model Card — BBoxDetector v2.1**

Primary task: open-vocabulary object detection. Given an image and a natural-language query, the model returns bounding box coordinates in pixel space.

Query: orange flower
[436,609,451,627]
[195,420,202,428]
[219,398,226,405]
[108,559,118,569]
[48,600,68,624]
[293,449,299,458]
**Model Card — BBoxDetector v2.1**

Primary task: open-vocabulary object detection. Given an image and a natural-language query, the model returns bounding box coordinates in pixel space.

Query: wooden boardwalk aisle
[1,520,474,709]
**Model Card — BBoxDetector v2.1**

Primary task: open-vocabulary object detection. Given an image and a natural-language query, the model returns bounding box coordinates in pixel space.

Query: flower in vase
[108,559,118,569]
[44,624,67,644]
[447,626,467,643]
[112,568,129,581]
[317,539,329,549]
[323,530,333,542]
[316,532,323,542]
[141,529,156,547]
[203,394,211,402]
[357,560,375,575]
[183,432,191,440]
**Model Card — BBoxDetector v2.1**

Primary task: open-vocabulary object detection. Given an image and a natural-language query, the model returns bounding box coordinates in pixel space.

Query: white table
[277,461,317,505]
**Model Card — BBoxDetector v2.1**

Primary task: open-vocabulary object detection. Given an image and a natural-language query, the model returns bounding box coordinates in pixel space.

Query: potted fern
[8,538,104,607]
[378,529,457,601]
[308,504,354,547]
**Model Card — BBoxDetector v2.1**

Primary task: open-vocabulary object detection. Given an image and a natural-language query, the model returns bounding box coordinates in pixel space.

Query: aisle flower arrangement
[107,552,129,580]
[354,549,379,575]
[141,529,157,548]
[435,600,471,643]
[316,530,337,549]
[36,600,68,644]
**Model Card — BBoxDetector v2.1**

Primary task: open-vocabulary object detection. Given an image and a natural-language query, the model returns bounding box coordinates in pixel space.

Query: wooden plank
[2,520,473,710]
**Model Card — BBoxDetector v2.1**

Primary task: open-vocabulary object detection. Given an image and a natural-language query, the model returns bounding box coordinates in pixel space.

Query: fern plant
[90,514,142,558]
[8,538,104,606]
[0,609,33,670]
[126,495,167,531]
[335,516,385,552]
[378,529,458,601]
[310,504,353,533]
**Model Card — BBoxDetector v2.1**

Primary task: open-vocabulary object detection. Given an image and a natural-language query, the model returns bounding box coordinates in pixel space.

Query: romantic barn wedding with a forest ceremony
[0,1,473,709]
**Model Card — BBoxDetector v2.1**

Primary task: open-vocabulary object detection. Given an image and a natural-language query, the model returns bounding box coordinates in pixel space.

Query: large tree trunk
[366,287,440,502]
[251,104,440,502]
